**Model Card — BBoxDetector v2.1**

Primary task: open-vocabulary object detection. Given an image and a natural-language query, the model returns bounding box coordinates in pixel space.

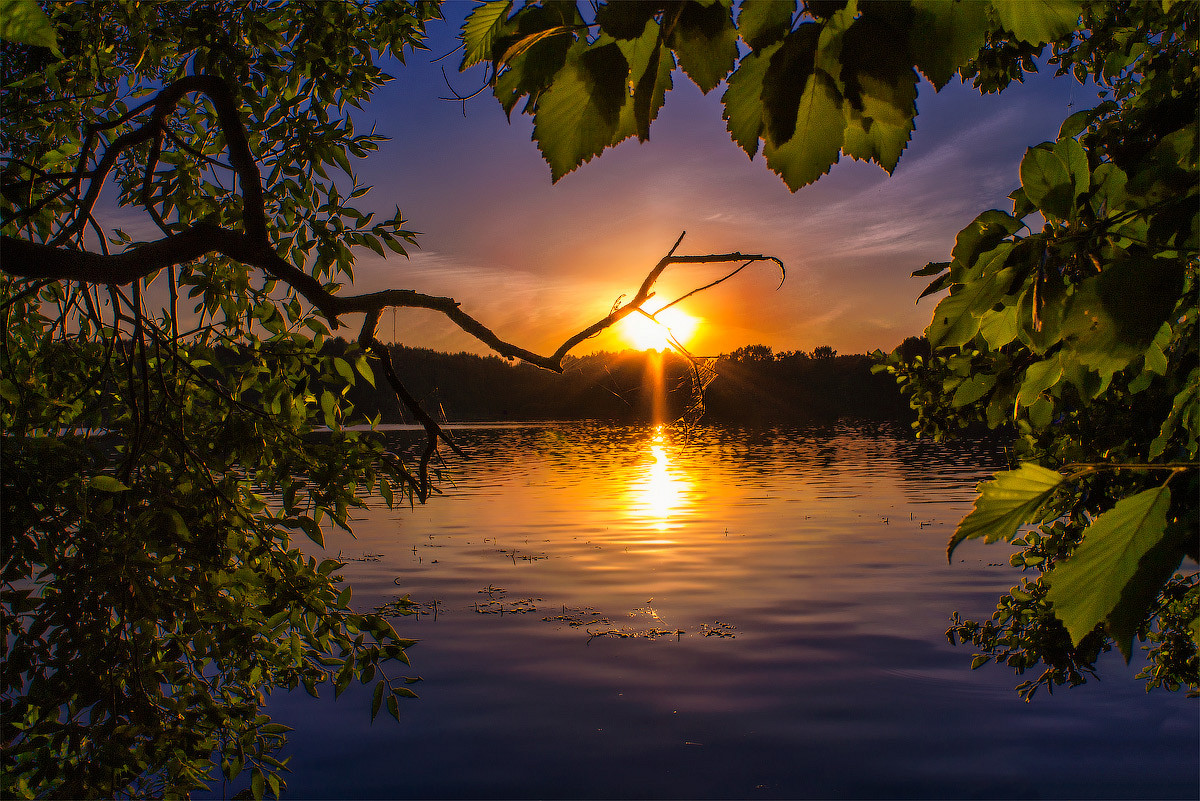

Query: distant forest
[329,338,927,424]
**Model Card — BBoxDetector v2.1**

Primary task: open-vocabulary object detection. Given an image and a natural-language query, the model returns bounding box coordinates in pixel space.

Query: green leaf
[298,515,324,548]
[979,302,1020,348]
[737,0,794,51]
[1045,486,1172,646]
[0,0,60,53]
[1053,136,1090,199]
[908,0,990,89]
[912,260,950,277]
[492,4,578,118]
[371,680,385,721]
[333,356,355,386]
[386,694,400,721]
[252,769,266,801]
[460,1,512,70]
[926,263,1015,348]
[951,210,1023,267]
[952,373,997,407]
[722,40,781,159]
[90,475,131,493]
[355,355,376,388]
[947,464,1064,560]
[1104,532,1189,660]
[839,11,918,129]
[618,22,674,142]
[842,106,912,174]
[320,389,337,428]
[533,39,630,181]
[1018,354,1063,406]
[1061,257,1186,374]
[1020,146,1074,219]
[991,0,1082,45]
[1058,107,1100,140]
[667,0,738,94]
[761,25,820,147]
[762,67,844,189]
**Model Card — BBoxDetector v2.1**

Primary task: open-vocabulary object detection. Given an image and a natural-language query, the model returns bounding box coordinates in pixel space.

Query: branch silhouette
[1,74,782,498]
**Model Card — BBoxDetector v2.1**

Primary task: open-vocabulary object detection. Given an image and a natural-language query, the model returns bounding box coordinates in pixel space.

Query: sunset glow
[620,306,700,351]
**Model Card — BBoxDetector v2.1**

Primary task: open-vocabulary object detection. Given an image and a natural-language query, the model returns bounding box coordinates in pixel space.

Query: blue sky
[342,3,1095,357]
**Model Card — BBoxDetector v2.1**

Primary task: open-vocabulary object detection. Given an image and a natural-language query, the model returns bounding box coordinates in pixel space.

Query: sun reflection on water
[625,426,693,534]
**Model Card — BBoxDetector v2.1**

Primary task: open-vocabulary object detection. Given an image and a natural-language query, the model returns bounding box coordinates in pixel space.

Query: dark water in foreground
[259,422,1197,799]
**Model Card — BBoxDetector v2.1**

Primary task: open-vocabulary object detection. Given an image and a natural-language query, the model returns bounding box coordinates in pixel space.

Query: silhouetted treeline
[328,339,919,424]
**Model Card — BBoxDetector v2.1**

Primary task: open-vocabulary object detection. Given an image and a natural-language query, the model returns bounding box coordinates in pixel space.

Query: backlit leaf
[952,373,997,407]
[668,0,738,94]
[908,0,990,89]
[90,475,131,493]
[460,1,512,70]
[951,210,1023,267]
[991,0,1082,45]
[1020,146,1074,219]
[1104,533,1190,660]
[736,0,794,51]
[1045,486,1172,646]
[947,464,1064,560]
[0,0,60,53]
[927,262,1015,348]
[533,39,631,181]
[722,40,781,159]
[762,66,845,190]
[761,25,820,147]
[1018,354,1063,406]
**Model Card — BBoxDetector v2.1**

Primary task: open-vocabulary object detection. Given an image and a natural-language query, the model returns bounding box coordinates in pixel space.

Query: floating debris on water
[586,627,685,643]
[376,594,442,620]
[542,605,613,627]
[338,551,384,562]
[700,621,737,638]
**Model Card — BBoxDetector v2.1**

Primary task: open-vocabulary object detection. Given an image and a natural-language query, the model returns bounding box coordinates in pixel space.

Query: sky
[324,4,1096,358]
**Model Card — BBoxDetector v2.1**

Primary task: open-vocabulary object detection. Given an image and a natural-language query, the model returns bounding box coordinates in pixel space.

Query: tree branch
[1,74,784,501]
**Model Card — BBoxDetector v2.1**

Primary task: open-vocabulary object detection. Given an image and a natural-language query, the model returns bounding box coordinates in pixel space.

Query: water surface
[262,422,1198,799]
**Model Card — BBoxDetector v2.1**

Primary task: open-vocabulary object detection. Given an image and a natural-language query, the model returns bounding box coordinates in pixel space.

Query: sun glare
[620,305,700,351]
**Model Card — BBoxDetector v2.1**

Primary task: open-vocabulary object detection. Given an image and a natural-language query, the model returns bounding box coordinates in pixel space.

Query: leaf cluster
[460,0,1087,189]
[877,0,1198,698]
[1,2,441,796]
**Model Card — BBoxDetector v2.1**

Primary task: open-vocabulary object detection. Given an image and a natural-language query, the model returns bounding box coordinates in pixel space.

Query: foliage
[0,4,448,796]
[459,0,1089,189]
[875,1,1198,698]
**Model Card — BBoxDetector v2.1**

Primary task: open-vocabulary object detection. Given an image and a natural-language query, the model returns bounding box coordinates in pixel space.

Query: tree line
[324,339,913,424]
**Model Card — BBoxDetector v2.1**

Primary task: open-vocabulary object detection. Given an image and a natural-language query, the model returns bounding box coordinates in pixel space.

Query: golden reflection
[625,426,693,533]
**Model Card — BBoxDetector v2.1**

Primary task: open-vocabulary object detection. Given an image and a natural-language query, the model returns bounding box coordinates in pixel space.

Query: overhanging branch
[1,73,784,499]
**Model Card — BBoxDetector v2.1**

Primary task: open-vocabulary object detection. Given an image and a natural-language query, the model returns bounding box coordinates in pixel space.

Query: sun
[620,304,700,351]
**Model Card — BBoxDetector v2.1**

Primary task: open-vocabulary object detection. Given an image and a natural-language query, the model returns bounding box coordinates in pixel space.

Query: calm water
[261,422,1197,799]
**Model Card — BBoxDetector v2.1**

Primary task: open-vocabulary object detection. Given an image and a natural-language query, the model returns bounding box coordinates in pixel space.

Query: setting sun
[620,305,700,351]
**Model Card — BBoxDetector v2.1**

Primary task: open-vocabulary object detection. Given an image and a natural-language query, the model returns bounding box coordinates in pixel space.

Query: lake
[257,422,1198,799]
